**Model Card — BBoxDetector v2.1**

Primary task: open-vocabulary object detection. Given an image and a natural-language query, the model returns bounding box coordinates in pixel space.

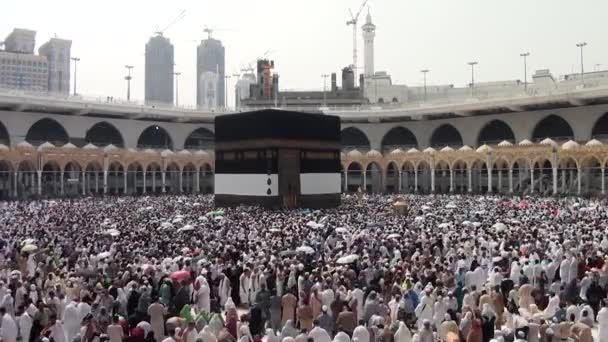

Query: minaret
[362,9,376,78]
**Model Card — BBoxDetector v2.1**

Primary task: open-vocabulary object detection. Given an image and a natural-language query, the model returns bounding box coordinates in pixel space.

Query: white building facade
[38,38,72,94]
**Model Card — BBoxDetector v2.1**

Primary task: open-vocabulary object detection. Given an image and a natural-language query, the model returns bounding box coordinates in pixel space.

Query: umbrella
[181,247,191,254]
[172,217,184,224]
[141,264,155,273]
[160,222,174,229]
[462,221,472,227]
[387,233,401,239]
[279,250,297,257]
[335,227,349,234]
[269,228,281,233]
[492,223,507,231]
[421,205,431,211]
[306,221,324,229]
[178,225,195,233]
[414,216,424,223]
[21,244,37,253]
[296,246,315,254]
[97,251,111,259]
[438,223,450,229]
[22,238,36,245]
[472,222,482,227]
[170,270,191,282]
[198,216,209,222]
[445,203,457,209]
[105,228,120,237]
[337,254,359,264]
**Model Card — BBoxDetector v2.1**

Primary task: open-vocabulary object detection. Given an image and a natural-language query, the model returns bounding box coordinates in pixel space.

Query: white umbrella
[22,238,36,245]
[172,217,184,224]
[387,233,401,239]
[472,222,482,227]
[462,221,472,227]
[269,228,281,233]
[97,251,111,259]
[178,225,195,232]
[335,227,349,234]
[446,203,457,209]
[438,223,450,229]
[145,206,154,211]
[198,216,209,222]
[105,228,120,237]
[492,222,507,232]
[160,222,173,229]
[21,244,37,253]
[421,205,431,211]
[414,216,424,223]
[213,216,223,221]
[337,254,359,264]
[181,247,191,254]
[296,246,315,254]
[306,221,324,229]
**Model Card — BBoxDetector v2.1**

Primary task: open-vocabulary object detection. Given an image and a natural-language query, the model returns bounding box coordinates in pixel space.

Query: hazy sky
[3,0,607,106]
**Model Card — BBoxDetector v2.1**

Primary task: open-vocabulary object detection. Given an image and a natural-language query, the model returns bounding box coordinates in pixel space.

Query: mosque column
[414,169,418,193]
[82,170,86,195]
[449,169,454,192]
[37,170,42,196]
[60,171,65,196]
[430,167,435,193]
[552,167,558,195]
[123,171,127,195]
[487,166,493,194]
[398,169,402,193]
[13,172,18,198]
[509,168,513,193]
[601,167,605,195]
[142,171,147,194]
[195,170,200,193]
[161,171,166,193]
[467,167,472,193]
[95,172,99,194]
[498,170,502,193]
[577,167,582,195]
[362,170,367,192]
[103,170,108,194]
[179,170,183,193]
[529,168,534,194]
[561,170,566,193]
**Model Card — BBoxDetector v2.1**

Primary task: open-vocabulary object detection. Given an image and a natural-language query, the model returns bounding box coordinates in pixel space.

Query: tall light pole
[520,52,530,91]
[420,69,429,101]
[468,61,478,97]
[174,72,181,106]
[71,57,80,96]
[321,74,330,106]
[124,65,134,101]
[576,42,587,86]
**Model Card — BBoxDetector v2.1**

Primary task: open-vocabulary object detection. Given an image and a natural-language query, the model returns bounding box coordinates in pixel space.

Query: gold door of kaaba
[278,149,300,209]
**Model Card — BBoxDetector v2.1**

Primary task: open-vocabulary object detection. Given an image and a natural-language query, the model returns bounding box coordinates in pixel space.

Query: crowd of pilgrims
[0,194,607,342]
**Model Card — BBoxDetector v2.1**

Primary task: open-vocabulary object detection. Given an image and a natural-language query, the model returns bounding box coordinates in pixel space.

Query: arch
[493,158,510,194]
[85,122,124,147]
[391,97,398,103]
[557,157,579,195]
[108,161,125,195]
[580,156,602,194]
[16,160,36,198]
[477,120,515,146]
[42,161,62,196]
[385,162,399,193]
[417,160,432,193]
[470,159,488,193]
[532,115,574,142]
[381,126,418,152]
[430,124,463,147]
[434,160,451,194]
[182,163,197,193]
[26,118,69,146]
[127,162,144,195]
[146,162,162,194]
[591,113,608,140]
[346,162,363,192]
[341,127,370,151]
[85,162,104,195]
[184,128,215,150]
[63,161,83,197]
[0,122,9,146]
[365,162,383,193]
[378,98,384,104]
[532,159,553,195]
[199,163,214,194]
[400,161,416,193]
[0,161,12,200]
[512,158,531,194]
[165,162,181,193]
[137,125,174,150]
[452,160,468,193]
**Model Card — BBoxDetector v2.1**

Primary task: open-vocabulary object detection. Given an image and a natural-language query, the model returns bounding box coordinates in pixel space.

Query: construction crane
[203,26,233,40]
[154,9,186,36]
[346,0,368,72]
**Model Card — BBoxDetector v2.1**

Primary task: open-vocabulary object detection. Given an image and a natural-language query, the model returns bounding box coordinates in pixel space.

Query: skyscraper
[145,34,174,105]
[38,38,72,94]
[197,38,225,108]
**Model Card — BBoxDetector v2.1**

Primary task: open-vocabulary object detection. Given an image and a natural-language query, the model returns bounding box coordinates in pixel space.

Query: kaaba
[214,109,341,209]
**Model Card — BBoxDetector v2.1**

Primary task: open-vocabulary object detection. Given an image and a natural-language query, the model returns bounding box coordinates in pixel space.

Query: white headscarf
[394,322,412,342]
